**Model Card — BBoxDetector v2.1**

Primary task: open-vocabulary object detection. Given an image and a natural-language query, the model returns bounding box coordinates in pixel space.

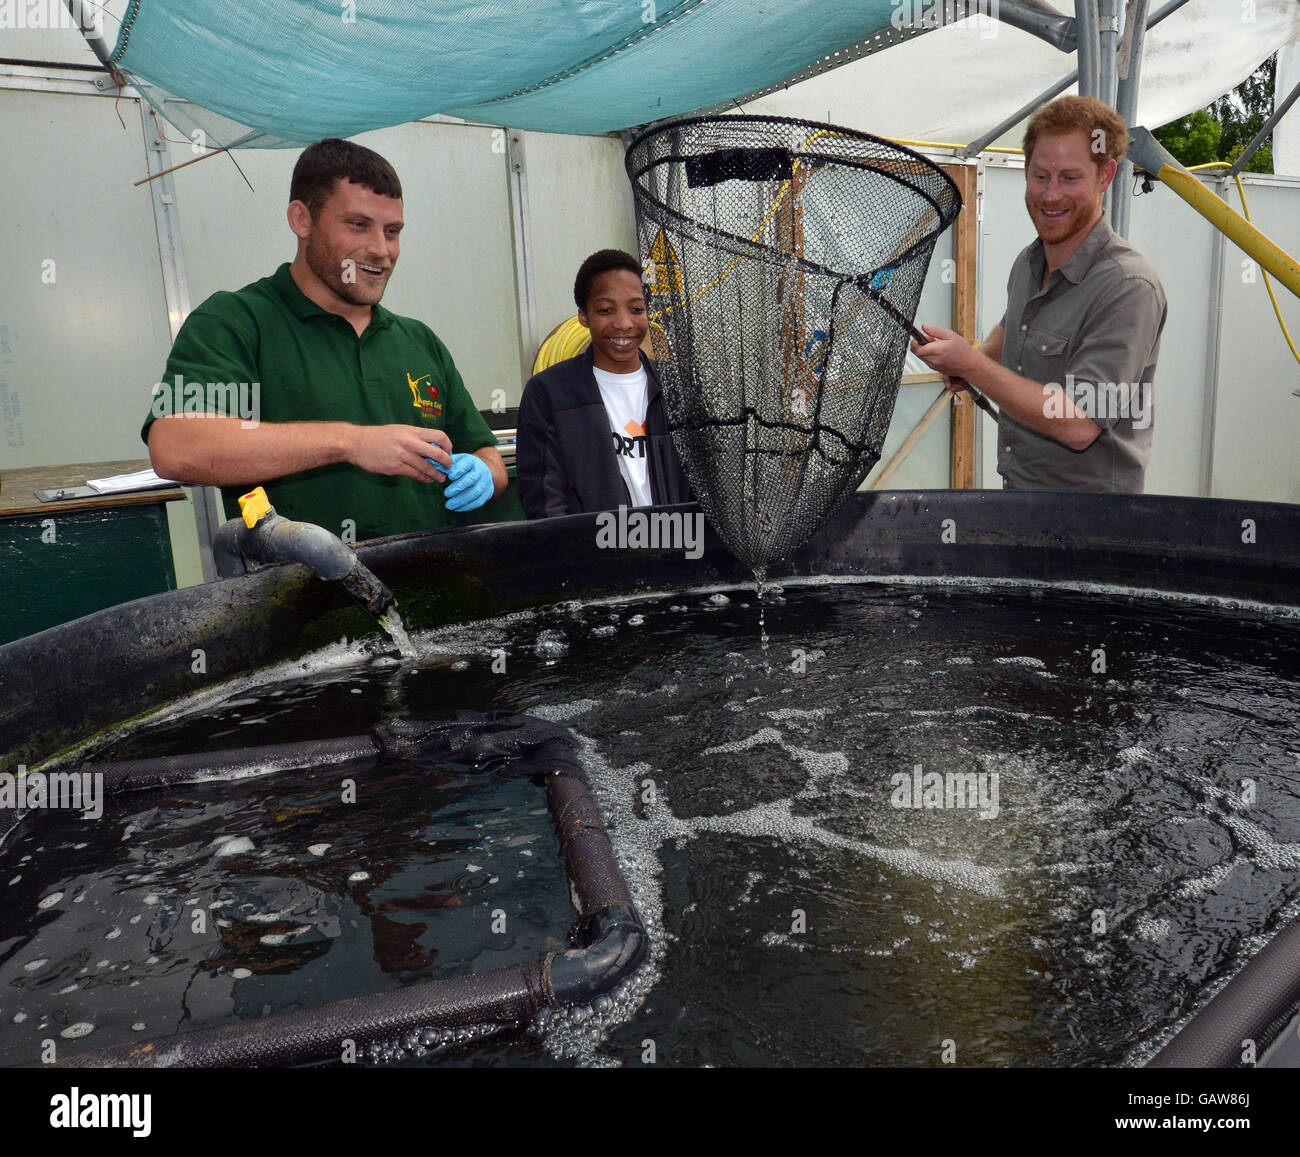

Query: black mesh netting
[625,115,962,571]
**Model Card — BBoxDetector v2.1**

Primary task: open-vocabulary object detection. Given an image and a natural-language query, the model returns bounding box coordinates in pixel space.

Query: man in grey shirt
[913,96,1167,492]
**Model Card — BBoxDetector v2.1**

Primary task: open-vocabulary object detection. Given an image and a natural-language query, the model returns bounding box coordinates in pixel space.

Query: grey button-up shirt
[997,214,1166,492]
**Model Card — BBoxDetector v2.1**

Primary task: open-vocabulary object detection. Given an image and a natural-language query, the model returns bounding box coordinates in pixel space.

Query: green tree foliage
[1152,109,1220,166]
[1154,52,1276,173]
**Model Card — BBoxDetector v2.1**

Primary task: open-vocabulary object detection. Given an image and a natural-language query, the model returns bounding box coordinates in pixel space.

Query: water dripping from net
[754,567,770,651]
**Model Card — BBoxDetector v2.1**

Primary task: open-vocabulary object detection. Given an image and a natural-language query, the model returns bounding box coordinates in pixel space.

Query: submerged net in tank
[625,115,962,571]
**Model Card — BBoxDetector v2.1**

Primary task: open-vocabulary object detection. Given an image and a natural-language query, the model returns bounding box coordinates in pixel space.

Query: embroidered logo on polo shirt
[407,372,443,418]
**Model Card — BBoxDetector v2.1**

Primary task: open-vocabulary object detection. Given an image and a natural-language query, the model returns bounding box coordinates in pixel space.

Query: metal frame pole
[61,0,114,65]
[1227,74,1300,178]
[1076,0,1101,100]
[138,100,223,583]
[506,130,539,388]
[1199,177,1228,497]
[960,71,1079,158]
[1113,0,1151,237]
[1098,0,1121,107]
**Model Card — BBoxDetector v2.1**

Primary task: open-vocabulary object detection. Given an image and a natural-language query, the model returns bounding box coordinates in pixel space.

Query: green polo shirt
[142,263,496,540]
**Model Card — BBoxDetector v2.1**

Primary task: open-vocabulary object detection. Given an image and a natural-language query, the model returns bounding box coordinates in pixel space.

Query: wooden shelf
[0,459,186,519]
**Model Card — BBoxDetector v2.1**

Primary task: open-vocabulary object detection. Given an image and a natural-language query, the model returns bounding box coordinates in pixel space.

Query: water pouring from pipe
[212,487,417,658]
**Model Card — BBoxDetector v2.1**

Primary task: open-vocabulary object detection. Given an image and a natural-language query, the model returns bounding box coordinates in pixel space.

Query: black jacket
[515,347,692,518]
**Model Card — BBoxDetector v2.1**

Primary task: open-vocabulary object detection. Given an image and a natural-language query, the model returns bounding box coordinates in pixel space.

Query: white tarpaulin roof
[750,1,1300,174]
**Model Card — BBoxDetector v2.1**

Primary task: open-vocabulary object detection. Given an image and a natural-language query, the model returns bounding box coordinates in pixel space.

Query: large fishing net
[625,115,962,571]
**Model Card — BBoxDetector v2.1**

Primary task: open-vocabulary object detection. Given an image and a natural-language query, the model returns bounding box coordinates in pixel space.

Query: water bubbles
[231,968,252,979]
[59,1022,95,1039]
[347,871,370,884]
[534,629,569,663]
[37,892,63,909]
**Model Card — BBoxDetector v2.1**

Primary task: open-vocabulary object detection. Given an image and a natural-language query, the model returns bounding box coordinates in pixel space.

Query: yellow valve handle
[238,486,273,529]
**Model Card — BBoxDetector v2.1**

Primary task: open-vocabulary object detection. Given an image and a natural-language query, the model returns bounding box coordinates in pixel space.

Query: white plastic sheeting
[750,1,1300,172]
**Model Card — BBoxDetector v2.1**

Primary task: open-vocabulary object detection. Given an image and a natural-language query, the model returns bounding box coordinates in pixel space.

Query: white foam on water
[760,930,810,952]
[1217,810,1300,871]
[22,959,47,972]
[307,844,331,857]
[526,699,599,722]
[1175,858,1237,899]
[59,1022,94,1039]
[231,968,252,979]
[37,892,62,909]
[213,836,255,858]
[905,705,1048,721]
[1135,913,1171,942]
[347,871,369,883]
[992,656,1047,668]
[762,707,829,722]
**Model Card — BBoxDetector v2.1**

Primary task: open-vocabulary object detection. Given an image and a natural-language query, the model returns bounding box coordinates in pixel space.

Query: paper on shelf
[85,469,180,495]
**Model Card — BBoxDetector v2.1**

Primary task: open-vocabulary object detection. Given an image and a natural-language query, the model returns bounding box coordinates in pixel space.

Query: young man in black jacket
[516,249,692,518]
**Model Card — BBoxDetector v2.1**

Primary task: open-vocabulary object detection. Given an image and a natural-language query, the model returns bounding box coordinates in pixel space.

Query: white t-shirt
[593,364,651,507]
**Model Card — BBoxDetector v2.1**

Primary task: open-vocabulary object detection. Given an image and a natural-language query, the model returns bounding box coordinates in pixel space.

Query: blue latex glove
[440,452,494,512]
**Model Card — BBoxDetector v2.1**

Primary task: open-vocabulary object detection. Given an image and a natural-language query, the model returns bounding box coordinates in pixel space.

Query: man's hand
[149,414,456,487]
[442,452,496,512]
[909,322,1100,451]
[911,325,982,390]
[348,424,452,482]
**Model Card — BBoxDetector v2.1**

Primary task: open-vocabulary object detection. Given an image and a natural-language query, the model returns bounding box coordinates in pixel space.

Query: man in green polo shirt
[912,96,1166,492]
[144,138,506,541]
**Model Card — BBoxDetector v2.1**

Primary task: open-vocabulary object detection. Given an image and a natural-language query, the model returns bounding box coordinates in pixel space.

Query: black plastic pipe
[1147,914,1300,1068]
[42,714,648,1067]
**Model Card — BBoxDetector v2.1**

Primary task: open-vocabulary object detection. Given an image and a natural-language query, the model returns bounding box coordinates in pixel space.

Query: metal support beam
[138,100,222,582]
[960,0,1187,164]
[1199,178,1228,497]
[960,70,1078,158]
[982,1,1078,52]
[61,0,114,66]
[1100,0,1121,220]
[1076,0,1101,99]
[1098,0,1121,107]
[506,130,539,387]
[1227,74,1300,178]
[1113,0,1152,237]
